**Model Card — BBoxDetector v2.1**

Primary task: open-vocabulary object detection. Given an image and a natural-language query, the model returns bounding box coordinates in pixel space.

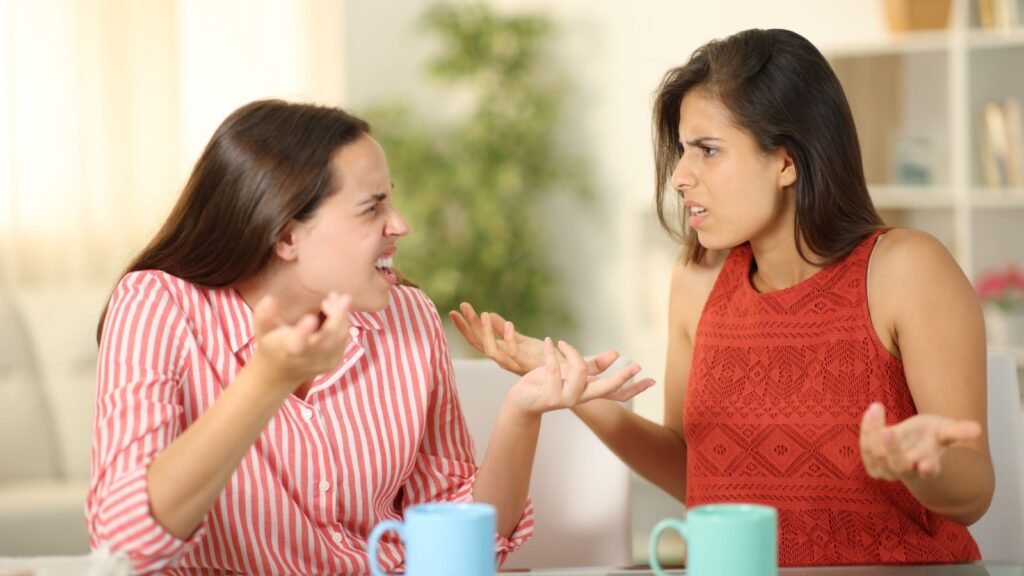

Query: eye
[701,145,719,157]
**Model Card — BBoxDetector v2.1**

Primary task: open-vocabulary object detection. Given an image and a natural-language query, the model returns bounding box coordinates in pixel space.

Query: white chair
[451,358,633,569]
[968,351,1024,562]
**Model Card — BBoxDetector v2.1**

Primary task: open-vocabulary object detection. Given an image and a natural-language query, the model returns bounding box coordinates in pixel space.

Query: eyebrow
[357,192,388,206]
[681,137,723,147]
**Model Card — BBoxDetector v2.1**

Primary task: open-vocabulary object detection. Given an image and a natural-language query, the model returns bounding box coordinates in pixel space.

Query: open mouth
[688,205,709,227]
[375,256,397,285]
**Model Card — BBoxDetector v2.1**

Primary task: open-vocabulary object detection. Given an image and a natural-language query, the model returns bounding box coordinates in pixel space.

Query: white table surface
[519,563,1024,575]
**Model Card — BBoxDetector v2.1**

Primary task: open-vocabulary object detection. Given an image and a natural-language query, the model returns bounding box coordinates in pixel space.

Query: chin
[696,230,746,252]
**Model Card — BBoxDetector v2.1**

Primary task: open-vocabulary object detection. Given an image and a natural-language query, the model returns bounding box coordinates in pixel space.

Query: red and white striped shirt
[87,270,533,575]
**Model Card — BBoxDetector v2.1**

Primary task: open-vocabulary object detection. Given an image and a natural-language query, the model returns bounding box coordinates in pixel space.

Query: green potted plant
[363,2,591,340]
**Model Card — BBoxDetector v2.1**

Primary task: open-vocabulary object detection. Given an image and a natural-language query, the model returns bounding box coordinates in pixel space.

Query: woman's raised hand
[451,302,641,384]
[859,402,982,481]
[505,337,655,416]
[450,302,543,375]
[251,292,352,391]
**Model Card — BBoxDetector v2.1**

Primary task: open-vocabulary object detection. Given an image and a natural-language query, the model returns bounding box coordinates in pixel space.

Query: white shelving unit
[827,0,1024,365]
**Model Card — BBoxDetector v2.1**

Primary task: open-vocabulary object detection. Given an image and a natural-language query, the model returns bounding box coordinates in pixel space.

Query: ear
[778,148,797,188]
[274,223,300,262]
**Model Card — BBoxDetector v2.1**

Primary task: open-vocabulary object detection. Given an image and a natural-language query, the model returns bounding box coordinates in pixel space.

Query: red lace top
[684,231,980,565]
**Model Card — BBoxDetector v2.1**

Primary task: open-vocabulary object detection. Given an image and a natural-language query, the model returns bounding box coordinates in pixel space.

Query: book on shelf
[1003,0,1020,28]
[979,0,996,28]
[978,0,1020,29]
[977,0,1020,29]
[1005,97,1024,188]
[980,98,1024,189]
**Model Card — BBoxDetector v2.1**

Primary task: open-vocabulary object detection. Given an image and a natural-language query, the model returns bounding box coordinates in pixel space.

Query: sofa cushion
[14,285,111,482]
[0,479,91,555]
[0,291,59,483]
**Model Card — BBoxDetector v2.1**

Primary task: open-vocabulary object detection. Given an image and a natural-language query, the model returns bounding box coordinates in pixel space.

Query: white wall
[343,0,888,421]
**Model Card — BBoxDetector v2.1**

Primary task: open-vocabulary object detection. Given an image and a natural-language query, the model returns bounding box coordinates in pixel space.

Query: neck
[236,263,320,325]
[748,235,822,293]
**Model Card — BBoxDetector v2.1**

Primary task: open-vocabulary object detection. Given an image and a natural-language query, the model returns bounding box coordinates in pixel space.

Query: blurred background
[2,0,1023,564]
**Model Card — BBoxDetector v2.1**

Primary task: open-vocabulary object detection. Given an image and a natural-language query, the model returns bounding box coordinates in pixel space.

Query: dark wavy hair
[652,28,883,265]
[98,99,382,341]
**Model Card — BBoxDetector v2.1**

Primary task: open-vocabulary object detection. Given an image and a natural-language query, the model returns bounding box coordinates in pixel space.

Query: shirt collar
[216,288,384,355]
[349,309,384,332]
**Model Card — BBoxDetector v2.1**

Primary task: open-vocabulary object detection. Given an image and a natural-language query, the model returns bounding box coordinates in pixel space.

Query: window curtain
[0,0,347,286]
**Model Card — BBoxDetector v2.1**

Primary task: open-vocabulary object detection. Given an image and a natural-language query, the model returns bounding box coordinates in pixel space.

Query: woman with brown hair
[454,28,993,565]
[87,99,652,574]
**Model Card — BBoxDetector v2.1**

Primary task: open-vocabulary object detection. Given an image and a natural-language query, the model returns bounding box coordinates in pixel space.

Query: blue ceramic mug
[649,503,778,576]
[367,502,496,576]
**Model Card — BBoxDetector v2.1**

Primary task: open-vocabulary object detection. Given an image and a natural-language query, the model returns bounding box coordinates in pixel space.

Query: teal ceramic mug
[648,503,778,576]
[367,502,496,576]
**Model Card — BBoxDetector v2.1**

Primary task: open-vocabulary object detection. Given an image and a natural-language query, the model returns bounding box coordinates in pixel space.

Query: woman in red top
[453,28,993,565]
[88,99,652,574]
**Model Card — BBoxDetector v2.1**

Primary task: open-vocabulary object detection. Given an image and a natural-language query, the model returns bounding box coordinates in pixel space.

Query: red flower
[977,265,1024,312]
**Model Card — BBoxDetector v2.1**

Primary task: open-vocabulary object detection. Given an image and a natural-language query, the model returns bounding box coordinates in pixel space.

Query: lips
[685,201,709,228]
[375,251,397,286]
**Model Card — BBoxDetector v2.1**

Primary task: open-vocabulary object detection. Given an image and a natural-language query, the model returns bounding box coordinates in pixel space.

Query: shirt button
[319,481,331,493]
[331,531,343,543]
[301,408,314,421]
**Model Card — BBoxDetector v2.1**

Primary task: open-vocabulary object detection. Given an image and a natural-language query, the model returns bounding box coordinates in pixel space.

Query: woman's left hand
[859,402,982,481]
[505,337,655,416]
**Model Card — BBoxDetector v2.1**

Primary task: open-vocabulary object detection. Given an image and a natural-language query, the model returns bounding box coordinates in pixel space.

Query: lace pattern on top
[684,231,980,566]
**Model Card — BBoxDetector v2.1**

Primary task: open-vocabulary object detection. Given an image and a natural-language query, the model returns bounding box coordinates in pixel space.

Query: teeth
[691,207,708,216]
[375,256,393,269]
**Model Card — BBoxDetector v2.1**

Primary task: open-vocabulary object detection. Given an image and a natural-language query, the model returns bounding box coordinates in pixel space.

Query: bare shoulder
[669,248,728,337]
[868,228,981,358]
[672,247,727,286]
[670,249,726,301]
[870,228,963,289]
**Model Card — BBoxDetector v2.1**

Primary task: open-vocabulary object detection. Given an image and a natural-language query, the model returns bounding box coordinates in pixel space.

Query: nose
[386,207,410,238]
[670,153,696,194]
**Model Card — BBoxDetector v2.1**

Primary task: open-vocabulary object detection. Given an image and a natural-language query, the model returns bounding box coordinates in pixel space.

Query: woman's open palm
[860,402,982,481]
[450,302,544,375]
[450,302,632,386]
[507,337,654,416]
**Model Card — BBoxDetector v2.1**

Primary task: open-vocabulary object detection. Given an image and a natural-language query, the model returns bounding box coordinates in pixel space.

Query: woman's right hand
[450,302,544,375]
[505,337,653,416]
[251,291,352,391]
[450,302,630,382]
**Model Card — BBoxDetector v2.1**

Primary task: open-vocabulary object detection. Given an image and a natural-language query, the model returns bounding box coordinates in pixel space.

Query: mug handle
[648,518,688,576]
[367,520,405,576]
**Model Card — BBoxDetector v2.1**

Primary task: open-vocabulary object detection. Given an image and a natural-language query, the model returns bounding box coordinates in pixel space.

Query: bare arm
[454,253,722,504]
[473,339,650,535]
[572,254,722,502]
[861,230,994,525]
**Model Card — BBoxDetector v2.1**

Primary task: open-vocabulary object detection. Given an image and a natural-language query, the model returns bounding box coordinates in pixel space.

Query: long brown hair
[652,28,883,265]
[97,99,372,342]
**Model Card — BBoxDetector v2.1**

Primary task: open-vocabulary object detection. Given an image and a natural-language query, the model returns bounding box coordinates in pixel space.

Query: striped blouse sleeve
[86,271,207,573]
[399,291,534,563]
